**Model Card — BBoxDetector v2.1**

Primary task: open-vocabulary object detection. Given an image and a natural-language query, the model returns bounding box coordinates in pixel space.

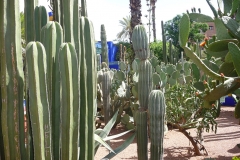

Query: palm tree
[116,16,131,41]
[129,0,142,42]
[150,0,157,42]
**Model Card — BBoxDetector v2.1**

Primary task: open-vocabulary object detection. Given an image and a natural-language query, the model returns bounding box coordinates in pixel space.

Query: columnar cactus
[58,43,80,160]
[34,6,49,41]
[26,42,52,160]
[0,0,26,159]
[132,25,152,159]
[161,21,167,65]
[149,90,165,160]
[79,16,97,160]
[135,111,148,160]
[24,0,38,43]
[101,24,109,66]
[41,21,63,160]
[102,71,111,125]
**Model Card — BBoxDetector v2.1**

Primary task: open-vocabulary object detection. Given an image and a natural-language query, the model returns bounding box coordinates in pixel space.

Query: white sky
[19,0,218,41]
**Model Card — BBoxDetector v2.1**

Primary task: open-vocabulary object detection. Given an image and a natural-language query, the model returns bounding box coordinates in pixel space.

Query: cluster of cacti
[179,0,240,118]
[0,0,97,160]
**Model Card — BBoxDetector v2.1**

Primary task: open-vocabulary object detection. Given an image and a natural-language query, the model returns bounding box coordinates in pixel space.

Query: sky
[19,0,219,42]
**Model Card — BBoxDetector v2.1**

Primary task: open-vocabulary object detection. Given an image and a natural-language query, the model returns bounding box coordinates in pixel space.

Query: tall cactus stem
[102,71,111,125]
[41,21,63,160]
[24,0,38,43]
[149,90,165,160]
[136,111,148,160]
[79,17,97,160]
[161,21,167,65]
[101,24,109,66]
[59,43,80,160]
[26,42,52,160]
[34,6,49,41]
[0,0,26,159]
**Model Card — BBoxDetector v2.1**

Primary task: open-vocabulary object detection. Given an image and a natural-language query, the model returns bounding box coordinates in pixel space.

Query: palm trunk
[129,0,142,43]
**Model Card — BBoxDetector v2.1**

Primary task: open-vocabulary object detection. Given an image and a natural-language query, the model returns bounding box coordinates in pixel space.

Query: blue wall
[95,41,119,69]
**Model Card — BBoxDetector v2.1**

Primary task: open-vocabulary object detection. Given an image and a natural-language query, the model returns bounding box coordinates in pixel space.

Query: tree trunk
[129,0,142,43]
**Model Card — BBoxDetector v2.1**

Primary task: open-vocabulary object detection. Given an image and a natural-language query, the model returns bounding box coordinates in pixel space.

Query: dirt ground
[95,106,240,160]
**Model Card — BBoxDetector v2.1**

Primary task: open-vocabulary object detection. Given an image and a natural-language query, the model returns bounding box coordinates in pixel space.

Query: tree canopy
[164,14,209,53]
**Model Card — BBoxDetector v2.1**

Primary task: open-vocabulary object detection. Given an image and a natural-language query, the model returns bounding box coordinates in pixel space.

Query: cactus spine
[102,71,111,125]
[101,24,109,66]
[59,43,80,160]
[149,90,165,160]
[132,25,152,160]
[34,6,49,41]
[26,42,52,160]
[41,21,63,160]
[0,0,26,159]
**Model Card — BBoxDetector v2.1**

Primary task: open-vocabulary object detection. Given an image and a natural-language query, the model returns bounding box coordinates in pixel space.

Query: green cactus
[149,90,165,160]
[58,43,80,160]
[138,60,153,110]
[135,111,148,160]
[0,0,26,159]
[26,42,52,160]
[79,16,97,160]
[41,21,63,160]
[132,24,153,159]
[24,0,38,43]
[132,25,150,60]
[102,71,111,125]
[34,6,49,41]
[161,21,167,64]
[101,24,109,66]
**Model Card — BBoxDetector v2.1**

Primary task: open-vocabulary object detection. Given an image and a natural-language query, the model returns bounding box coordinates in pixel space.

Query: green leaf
[103,129,134,141]
[102,132,136,159]
[179,13,190,48]
[228,42,240,76]
[189,13,214,22]
[94,134,115,153]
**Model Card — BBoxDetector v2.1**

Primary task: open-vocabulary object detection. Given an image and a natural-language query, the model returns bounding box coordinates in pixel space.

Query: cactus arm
[34,6,49,41]
[24,0,38,43]
[59,43,80,160]
[183,46,223,81]
[161,21,167,64]
[26,42,47,160]
[1,0,26,159]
